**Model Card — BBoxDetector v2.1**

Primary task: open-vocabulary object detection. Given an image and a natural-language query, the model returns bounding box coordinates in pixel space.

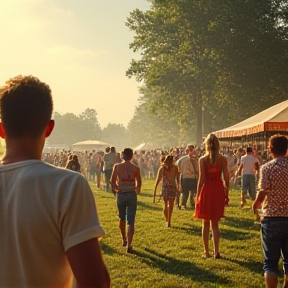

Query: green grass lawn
[90,179,278,288]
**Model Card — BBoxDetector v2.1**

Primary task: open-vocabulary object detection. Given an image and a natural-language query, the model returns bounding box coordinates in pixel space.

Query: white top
[176,155,198,179]
[0,160,105,288]
[240,154,259,175]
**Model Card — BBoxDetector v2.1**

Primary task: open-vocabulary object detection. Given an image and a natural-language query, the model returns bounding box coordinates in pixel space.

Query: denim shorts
[261,217,288,274]
[117,192,137,225]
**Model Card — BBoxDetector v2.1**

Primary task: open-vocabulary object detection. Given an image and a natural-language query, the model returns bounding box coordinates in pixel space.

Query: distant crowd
[42,144,272,182]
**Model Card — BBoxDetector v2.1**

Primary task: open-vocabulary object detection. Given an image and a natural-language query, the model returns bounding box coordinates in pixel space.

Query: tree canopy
[126,0,288,145]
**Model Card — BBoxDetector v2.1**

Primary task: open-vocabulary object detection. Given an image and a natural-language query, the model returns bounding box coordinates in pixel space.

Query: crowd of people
[40,134,286,288]
[0,75,287,288]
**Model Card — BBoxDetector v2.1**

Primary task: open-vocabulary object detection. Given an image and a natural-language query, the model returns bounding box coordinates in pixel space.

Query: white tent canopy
[133,142,156,151]
[72,140,112,150]
[214,99,288,139]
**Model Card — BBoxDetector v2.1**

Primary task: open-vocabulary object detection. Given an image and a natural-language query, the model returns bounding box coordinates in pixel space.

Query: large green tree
[126,0,288,145]
[48,109,102,146]
[126,102,182,148]
[101,123,128,150]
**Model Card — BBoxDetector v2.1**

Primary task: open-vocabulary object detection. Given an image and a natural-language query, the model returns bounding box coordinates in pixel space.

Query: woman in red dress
[195,134,229,259]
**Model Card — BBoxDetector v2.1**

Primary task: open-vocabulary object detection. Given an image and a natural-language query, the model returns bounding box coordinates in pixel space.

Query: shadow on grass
[222,215,260,231]
[220,226,253,241]
[100,242,119,256]
[173,223,202,236]
[131,247,230,286]
[222,256,263,274]
[138,191,154,198]
[137,200,163,211]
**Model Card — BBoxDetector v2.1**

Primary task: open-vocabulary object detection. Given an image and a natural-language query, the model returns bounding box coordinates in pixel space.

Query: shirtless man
[110,148,142,253]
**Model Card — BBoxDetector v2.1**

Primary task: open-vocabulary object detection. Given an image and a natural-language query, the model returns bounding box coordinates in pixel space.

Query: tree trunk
[195,88,203,146]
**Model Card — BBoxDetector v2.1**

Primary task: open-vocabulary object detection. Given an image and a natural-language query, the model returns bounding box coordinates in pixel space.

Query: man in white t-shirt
[236,147,259,207]
[176,144,199,209]
[0,76,110,288]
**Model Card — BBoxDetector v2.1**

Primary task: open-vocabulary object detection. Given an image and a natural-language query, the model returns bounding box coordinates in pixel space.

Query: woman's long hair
[162,155,174,171]
[204,134,220,165]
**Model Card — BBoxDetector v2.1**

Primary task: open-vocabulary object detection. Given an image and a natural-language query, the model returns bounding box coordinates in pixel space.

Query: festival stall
[213,99,288,150]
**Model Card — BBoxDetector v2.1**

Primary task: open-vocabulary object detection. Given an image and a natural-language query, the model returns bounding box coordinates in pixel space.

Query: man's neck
[1,137,44,165]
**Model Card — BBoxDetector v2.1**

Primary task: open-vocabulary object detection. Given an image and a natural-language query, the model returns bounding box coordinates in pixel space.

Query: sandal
[214,253,221,259]
[202,253,211,259]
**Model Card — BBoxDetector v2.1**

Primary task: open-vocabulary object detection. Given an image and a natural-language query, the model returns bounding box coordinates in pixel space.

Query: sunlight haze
[0,0,150,128]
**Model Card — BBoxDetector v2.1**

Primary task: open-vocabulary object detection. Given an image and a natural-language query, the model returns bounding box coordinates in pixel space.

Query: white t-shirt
[0,160,105,288]
[240,154,259,175]
[175,155,198,179]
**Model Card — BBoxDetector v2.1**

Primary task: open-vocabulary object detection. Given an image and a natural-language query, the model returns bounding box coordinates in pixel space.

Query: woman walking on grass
[110,148,142,253]
[195,134,229,259]
[153,155,180,228]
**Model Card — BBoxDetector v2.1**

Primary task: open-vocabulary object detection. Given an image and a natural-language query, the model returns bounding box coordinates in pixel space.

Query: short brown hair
[0,75,53,138]
[269,134,288,156]
[122,148,133,161]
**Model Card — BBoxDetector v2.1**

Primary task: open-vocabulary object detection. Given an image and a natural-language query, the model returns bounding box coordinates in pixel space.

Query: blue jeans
[242,174,256,200]
[117,192,137,225]
[261,217,288,274]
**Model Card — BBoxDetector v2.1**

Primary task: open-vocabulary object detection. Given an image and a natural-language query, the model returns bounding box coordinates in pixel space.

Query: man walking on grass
[0,75,110,288]
[236,147,259,208]
[176,144,199,209]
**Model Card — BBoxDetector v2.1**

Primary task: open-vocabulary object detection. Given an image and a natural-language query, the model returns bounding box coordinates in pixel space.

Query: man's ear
[45,120,55,138]
[0,122,6,139]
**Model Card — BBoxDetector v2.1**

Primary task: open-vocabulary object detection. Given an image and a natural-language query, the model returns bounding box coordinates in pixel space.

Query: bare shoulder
[130,162,140,172]
[220,155,228,163]
[199,155,208,163]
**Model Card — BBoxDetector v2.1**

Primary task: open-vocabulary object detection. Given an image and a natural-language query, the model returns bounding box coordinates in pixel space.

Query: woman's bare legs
[166,199,174,227]
[202,220,210,256]
[127,223,135,251]
[163,201,168,223]
[211,220,220,257]
[119,220,127,246]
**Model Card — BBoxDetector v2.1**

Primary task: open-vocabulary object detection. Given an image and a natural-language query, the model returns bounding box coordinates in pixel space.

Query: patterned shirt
[258,158,288,217]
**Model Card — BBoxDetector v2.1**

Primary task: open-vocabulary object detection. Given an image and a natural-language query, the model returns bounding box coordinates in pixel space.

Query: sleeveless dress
[161,168,179,201]
[195,161,225,221]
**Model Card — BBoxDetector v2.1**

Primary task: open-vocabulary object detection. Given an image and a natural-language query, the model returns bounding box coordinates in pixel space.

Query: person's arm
[176,166,180,192]
[66,238,110,288]
[65,160,71,169]
[222,156,230,204]
[110,165,118,192]
[254,161,260,172]
[236,162,243,176]
[135,166,142,193]
[252,189,267,213]
[252,165,267,213]
[195,158,205,202]
[153,167,163,203]
[193,158,199,178]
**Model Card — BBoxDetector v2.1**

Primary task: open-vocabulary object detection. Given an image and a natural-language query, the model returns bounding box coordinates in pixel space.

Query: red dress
[195,162,225,221]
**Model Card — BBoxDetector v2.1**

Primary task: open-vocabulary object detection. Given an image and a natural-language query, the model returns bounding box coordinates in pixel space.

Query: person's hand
[252,200,260,214]
[224,196,230,206]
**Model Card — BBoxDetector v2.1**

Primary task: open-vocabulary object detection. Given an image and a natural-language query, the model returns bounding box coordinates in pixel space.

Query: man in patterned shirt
[253,134,288,288]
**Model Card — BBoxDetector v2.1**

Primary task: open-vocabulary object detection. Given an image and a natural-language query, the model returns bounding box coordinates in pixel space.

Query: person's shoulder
[176,155,187,163]
[131,161,141,170]
[199,155,207,161]
[158,165,164,171]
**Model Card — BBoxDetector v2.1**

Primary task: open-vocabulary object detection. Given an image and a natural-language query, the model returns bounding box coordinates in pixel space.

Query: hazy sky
[0,0,150,128]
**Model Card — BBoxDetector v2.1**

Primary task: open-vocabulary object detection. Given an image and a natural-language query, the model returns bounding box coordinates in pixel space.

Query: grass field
[90,179,283,288]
